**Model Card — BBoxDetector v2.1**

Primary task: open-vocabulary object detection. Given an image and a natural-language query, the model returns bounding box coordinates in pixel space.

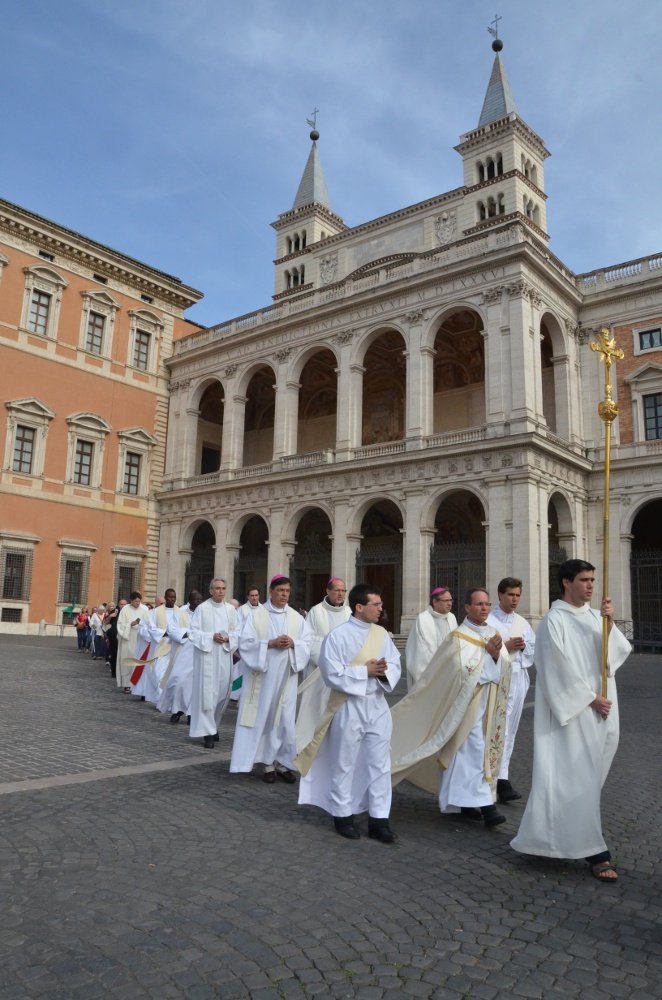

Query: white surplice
[157,605,193,716]
[486,606,536,780]
[230,601,311,772]
[298,617,401,818]
[305,599,352,675]
[188,600,239,738]
[404,607,458,688]
[511,600,631,859]
[116,602,150,688]
[136,605,180,704]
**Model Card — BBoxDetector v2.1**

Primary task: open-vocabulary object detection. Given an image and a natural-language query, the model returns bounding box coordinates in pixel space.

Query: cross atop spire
[292,123,331,211]
[477,36,518,127]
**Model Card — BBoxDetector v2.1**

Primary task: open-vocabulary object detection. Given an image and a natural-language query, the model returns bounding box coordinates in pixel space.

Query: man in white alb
[230,575,311,783]
[296,583,401,842]
[487,577,535,803]
[136,589,179,704]
[188,579,239,749]
[404,587,458,688]
[391,588,511,828]
[511,560,631,882]
[116,592,150,693]
[230,586,262,703]
[305,577,351,675]
[157,590,203,724]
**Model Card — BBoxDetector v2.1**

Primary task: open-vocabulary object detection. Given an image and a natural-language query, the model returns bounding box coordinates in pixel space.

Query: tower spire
[478,25,518,127]
[292,116,332,211]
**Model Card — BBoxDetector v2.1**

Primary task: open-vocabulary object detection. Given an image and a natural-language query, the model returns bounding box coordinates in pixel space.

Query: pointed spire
[292,130,331,211]
[478,37,518,127]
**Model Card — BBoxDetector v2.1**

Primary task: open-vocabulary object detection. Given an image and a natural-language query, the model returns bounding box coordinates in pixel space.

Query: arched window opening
[243,366,275,466]
[431,492,486,606]
[197,382,224,475]
[234,516,269,599]
[498,193,506,215]
[487,196,497,218]
[184,522,216,596]
[486,157,495,180]
[356,500,403,631]
[362,330,406,445]
[291,509,333,609]
[631,500,662,650]
[293,233,301,252]
[496,153,503,176]
[301,230,307,249]
[286,237,293,254]
[540,321,557,433]
[297,350,337,453]
[478,201,486,221]
[432,309,485,434]
[477,161,485,183]
[285,270,292,290]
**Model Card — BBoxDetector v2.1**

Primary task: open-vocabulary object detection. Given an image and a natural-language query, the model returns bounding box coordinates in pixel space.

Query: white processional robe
[116,603,150,688]
[486,607,536,780]
[136,605,180,703]
[230,602,311,772]
[511,600,631,860]
[230,602,261,700]
[391,620,511,810]
[297,618,401,818]
[157,605,193,716]
[305,599,352,676]
[404,607,458,689]
[188,600,239,738]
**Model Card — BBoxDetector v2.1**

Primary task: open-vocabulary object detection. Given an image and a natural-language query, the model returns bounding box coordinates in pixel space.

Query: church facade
[156,46,662,639]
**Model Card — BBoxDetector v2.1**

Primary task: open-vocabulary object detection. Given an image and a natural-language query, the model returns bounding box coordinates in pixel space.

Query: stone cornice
[271,203,347,232]
[455,115,550,161]
[466,169,548,201]
[0,197,203,310]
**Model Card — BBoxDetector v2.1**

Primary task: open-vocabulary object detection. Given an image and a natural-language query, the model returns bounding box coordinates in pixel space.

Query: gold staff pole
[590,329,624,697]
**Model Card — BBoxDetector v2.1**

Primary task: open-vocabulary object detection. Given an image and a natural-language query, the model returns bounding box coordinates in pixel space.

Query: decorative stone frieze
[434,211,457,246]
[319,252,338,285]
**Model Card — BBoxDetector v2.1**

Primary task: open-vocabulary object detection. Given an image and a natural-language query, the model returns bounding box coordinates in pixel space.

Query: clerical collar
[266,600,288,614]
[349,616,370,631]
[462,616,490,635]
[324,599,346,613]
[430,608,449,620]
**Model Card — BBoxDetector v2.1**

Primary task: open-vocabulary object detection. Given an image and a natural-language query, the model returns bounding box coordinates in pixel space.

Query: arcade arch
[233,514,269,599]
[296,349,337,453]
[184,521,215,596]
[289,507,333,609]
[196,381,224,475]
[361,330,406,445]
[355,498,403,630]
[243,366,275,466]
[430,490,486,613]
[630,498,662,649]
[547,492,574,603]
[432,309,485,433]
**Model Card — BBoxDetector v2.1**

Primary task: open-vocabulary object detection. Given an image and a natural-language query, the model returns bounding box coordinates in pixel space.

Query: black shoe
[368,817,396,843]
[170,712,183,725]
[334,816,360,840]
[202,736,215,749]
[262,769,276,783]
[276,769,296,784]
[140,696,146,702]
[186,716,191,724]
[481,805,506,827]
[459,807,483,821]
[497,779,522,803]
[213,733,220,742]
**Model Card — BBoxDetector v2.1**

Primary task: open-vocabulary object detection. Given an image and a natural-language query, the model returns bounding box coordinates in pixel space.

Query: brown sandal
[590,861,618,882]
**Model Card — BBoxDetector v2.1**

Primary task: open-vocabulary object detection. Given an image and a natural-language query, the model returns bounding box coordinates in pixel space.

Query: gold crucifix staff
[590,328,624,697]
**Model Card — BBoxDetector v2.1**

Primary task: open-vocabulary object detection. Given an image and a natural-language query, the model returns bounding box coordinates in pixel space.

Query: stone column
[400,487,432,632]
[266,506,295,582]
[272,352,299,461]
[403,310,435,448]
[505,281,539,436]
[330,497,358,584]
[508,474,546,621]
[221,387,246,471]
[212,513,233,582]
[482,286,508,435]
[334,332,361,461]
[156,518,180,595]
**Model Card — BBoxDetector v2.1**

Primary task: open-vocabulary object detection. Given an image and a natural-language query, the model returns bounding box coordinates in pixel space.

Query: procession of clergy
[112,559,630,882]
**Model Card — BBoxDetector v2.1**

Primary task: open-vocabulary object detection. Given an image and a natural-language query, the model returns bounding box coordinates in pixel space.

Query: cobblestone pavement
[0,636,660,1000]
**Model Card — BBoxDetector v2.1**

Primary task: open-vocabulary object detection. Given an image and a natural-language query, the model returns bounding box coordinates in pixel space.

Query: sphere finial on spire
[306,108,320,142]
[487,13,503,51]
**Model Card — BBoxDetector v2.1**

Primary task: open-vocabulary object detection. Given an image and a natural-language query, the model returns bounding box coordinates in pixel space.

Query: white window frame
[128,308,163,374]
[0,531,40,614]
[632,323,662,358]
[624,362,662,441]
[116,427,157,496]
[3,398,55,477]
[79,289,120,357]
[65,412,111,488]
[111,545,147,602]
[0,251,8,289]
[21,265,68,339]
[57,538,96,612]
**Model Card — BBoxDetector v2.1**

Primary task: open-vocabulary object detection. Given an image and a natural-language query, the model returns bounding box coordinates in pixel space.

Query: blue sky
[3,0,660,327]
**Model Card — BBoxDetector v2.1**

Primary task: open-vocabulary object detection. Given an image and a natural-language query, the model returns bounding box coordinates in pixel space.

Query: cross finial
[487,13,502,39]
[306,108,319,131]
[590,328,625,368]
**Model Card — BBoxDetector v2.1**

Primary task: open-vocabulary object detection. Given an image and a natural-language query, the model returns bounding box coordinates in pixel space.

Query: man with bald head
[188,579,239,749]
[305,577,351,676]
